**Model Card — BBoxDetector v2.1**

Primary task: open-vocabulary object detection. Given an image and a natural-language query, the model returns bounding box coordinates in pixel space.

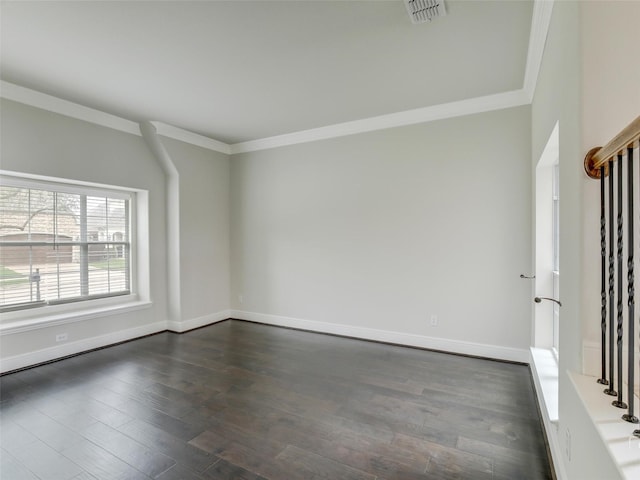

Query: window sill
[0,297,152,335]
[531,347,560,423]
[569,372,640,480]
[530,347,566,478]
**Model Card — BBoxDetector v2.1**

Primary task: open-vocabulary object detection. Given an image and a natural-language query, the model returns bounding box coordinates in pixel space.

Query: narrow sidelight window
[552,163,560,352]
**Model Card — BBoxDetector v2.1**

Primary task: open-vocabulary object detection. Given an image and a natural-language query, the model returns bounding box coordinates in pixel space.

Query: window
[552,163,560,353]
[534,121,559,351]
[0,173,134,312]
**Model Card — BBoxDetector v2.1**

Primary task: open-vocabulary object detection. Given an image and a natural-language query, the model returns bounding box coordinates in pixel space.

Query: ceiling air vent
[403,0,446,24]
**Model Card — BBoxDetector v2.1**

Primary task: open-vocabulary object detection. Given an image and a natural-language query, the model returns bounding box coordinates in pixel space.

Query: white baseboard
[0,321,167,374]
[167,309,231,333]
[0,309,233,373]
[583,340,640,388]
[230,310,529,363]
[583,340,600,377]
[1,308,529,372]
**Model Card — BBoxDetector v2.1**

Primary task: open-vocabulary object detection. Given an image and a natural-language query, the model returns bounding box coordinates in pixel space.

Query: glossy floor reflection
[0,320,553,479]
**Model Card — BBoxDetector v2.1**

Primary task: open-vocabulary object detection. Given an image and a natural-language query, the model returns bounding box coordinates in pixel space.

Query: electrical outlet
[565,429,571,461]
[55,333,68,342]
[238,294,243,304]
[430,314,438,327]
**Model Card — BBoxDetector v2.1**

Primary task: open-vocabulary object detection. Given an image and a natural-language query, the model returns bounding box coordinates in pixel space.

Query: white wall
[532,1,640,478]
[0,98,169,363]
[532,1,588,477]
[581,0,640,369]
[532,0,582,378]
[231,106,532,359]
[160,136,231,325]
[0,99,232,369]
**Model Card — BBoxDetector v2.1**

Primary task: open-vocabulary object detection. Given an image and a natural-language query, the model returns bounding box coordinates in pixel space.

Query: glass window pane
[87,196,107,242]
[55,192,81,243]
[0,179,133,311]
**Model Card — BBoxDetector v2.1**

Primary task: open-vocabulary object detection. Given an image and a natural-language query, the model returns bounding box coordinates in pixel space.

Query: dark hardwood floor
[0,320,553,480]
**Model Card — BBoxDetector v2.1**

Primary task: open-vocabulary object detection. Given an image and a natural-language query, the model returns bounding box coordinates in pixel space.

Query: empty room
[1,1,639,479]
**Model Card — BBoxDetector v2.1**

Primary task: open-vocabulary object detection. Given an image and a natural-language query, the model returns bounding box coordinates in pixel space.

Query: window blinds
[0,182,131,311]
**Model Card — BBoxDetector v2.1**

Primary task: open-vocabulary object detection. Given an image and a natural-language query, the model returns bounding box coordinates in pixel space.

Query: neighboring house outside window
[0,173,134,313]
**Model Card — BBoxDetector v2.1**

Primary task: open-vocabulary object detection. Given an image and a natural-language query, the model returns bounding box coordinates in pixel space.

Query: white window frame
[534,121,559,351]
[0,171,151,333]
[552,163,560,354]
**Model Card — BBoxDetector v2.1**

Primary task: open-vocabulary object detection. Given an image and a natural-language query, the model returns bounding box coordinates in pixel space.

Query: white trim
[583,340,601,378]
[151,121,231,155]
[139,121,182,324]
[167,309,231,333]
[230,310,529,363]
[0,81,141,136]
[0,320,166,374]
[0,169,142,196]
[569,372,640,480]
[230,89,530,154]
[1,80,531,155]
[530,348,566,480]
[523,0,555,102]
[0,300,152,335]
[530,347,559,422]
[1,1,554,155]
[583,339,640,384]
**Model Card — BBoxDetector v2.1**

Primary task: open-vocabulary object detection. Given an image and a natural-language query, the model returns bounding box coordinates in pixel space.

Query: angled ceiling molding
[139,121,182,324]
[523,0,555,102]
[0,81,141,136]
[230,89,531,154]
[151,121,231,155]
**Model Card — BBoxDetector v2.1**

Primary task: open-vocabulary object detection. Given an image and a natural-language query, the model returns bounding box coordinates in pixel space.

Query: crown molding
[523,0,555,102]
[231,0,554,154]
[0,81,141,136]
[1,0,553,155]
[1,79,530,156]
[151,121,231,155]
[230,89,531,154]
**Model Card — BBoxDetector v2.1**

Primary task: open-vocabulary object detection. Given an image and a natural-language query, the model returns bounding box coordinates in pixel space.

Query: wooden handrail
[584,115,640,179]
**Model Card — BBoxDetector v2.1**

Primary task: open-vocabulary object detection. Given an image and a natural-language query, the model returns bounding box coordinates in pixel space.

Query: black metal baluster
[624,146,638,422]
[605,159,617,397]
[635,142,640,438]
[599,165,609,386]
[614,154,627,408]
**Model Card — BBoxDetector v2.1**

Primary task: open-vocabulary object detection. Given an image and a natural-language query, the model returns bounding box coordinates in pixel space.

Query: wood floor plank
[201,458,268,480]
[0,448,40,480]
[117,419,218,473]
[0,375,35,404]
[70,473,100,480]
[4,435,84,480]
[211,441,302,480]
[275,444,376,480]
[394,433,493,480]
[79,421,176,478]
[155,463,206,480]
[0,418,39,451]
[83,383,205,441]
[28,384,135,432]
[457,435,553,480]
[0,320,552,480]
[60,439,152,480]
[8,406,90,453]
[189,418,287,461]
[271,417,430,478]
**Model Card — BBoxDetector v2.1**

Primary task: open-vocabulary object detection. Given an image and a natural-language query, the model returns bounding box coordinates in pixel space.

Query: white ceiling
[0,0,533,145]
